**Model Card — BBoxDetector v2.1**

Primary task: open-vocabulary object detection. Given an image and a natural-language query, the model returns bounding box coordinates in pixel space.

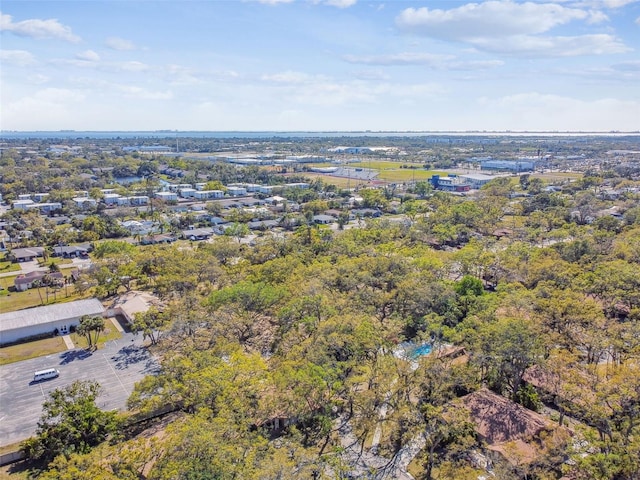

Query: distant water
[2,130,638,140]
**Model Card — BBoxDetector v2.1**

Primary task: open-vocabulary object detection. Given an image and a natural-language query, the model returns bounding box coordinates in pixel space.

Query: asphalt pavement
[0,330,159,447]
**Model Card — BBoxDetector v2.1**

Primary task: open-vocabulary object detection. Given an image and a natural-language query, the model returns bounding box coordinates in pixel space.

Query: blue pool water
[409,343,432,359]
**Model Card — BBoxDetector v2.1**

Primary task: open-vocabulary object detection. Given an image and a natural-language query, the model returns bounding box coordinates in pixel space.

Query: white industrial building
[0,298,105,345]
[460,173,495,190]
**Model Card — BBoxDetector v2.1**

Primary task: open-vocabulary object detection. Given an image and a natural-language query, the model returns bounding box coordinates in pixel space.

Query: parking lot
[0,331,159,446]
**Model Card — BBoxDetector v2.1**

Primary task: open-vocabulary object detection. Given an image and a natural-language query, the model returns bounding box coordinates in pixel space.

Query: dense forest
[16,178,640,479]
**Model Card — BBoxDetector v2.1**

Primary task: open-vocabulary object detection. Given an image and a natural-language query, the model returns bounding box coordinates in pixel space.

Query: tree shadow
[58,349,93,365]
[111,344,155,371]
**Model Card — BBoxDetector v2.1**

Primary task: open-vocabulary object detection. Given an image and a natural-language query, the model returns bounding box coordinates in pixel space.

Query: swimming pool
[408,343,432,359]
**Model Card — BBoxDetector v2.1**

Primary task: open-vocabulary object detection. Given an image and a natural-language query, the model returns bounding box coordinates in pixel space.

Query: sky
[1,0,639,132]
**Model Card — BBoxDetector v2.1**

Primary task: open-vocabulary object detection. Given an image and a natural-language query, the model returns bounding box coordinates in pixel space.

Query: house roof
[14,271,63,286]
[461,388,551,446]
[10,247,45,259]
[53,245,89,255]
[0,298,105,333]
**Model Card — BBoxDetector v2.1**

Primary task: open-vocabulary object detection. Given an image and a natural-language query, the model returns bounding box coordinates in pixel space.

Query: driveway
[0,331,159,447]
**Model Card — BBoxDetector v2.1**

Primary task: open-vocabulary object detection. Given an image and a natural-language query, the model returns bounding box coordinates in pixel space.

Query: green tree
[21,380,118,467]
[76,315,105,349]
[132,308,169,345]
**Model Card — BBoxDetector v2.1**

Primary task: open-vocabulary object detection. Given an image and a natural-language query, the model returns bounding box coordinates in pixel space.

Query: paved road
[0,331,159,447]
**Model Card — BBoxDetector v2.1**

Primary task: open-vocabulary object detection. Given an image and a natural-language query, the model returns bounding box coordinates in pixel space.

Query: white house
[167,183,192,193]
[73,197,97,209]
[155,191,178,202]
[103,193,121,205]
[193,190,224,200]
[179,188,197,198]
[28,202,62,214]
[259,185,275,194]
[129,196,149,206]
[12,199,35,210]
[32,193,50,202]
[0,298,105,345]
[226,186,247,196]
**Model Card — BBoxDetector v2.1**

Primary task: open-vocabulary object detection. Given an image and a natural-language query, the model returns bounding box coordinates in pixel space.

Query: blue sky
[1,0,639,131]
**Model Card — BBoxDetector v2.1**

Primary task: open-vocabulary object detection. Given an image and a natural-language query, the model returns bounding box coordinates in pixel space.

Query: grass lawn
[36,258,72,268]
[0,261,20,273]
[70,319,122,349]
[0,282,83,312]
[0,336,67,365]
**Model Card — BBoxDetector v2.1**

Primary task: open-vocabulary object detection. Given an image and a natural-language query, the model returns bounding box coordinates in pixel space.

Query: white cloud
[472,33,629,56]
[27,74,50,84]
[261,71,328,84]
[395,1,627,56]
[636,15,640,24]
[0,12,80,42]
[2,88,86,130]
[316,0,358,7]
[105,36,136,51]
[75,50,101,62]
[52,58,150,73]
[396,2,599,38]
[254,0,294,4]
[69,76,173,100]
[0,49,35,66]
[477,92,640,131]
[342,52,504,69]
[343,52,454,66]
[573,0,639,8]
[612,60,640,71]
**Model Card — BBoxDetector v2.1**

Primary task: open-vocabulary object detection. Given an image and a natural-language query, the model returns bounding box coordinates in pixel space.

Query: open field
[531,171,582,182]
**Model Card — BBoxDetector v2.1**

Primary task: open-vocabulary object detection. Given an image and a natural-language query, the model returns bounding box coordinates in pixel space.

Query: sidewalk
[62,335,75,350]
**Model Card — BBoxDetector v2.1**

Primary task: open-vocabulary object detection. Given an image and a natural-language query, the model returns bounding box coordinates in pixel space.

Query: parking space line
[102,353,128,396]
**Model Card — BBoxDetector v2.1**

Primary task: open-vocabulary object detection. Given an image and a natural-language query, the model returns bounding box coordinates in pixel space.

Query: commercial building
[460,173,495,189]
[0,298,105,345]
[480,159,536,172]
[429,174,471,192]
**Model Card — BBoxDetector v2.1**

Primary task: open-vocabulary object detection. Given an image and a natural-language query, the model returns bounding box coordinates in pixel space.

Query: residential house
[53,245,90,258]
[313,214,336,225]
[9,247,45,262]
[14,270,64,292]
[226,186,247,196]
[460,388,569,465]
[130,196,149,206]
[182,227,214,241]
[179,188,197,198]
[12,199,35,210]
[155,191,178,202]
[73,197,97,209]
[103,193,121,206]
[193,190,224,200]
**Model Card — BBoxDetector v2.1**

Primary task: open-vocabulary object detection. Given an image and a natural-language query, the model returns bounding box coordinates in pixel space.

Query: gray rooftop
[0,298,105,333]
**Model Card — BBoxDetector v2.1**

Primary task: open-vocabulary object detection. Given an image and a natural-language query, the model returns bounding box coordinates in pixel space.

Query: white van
[33,368,60,382]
